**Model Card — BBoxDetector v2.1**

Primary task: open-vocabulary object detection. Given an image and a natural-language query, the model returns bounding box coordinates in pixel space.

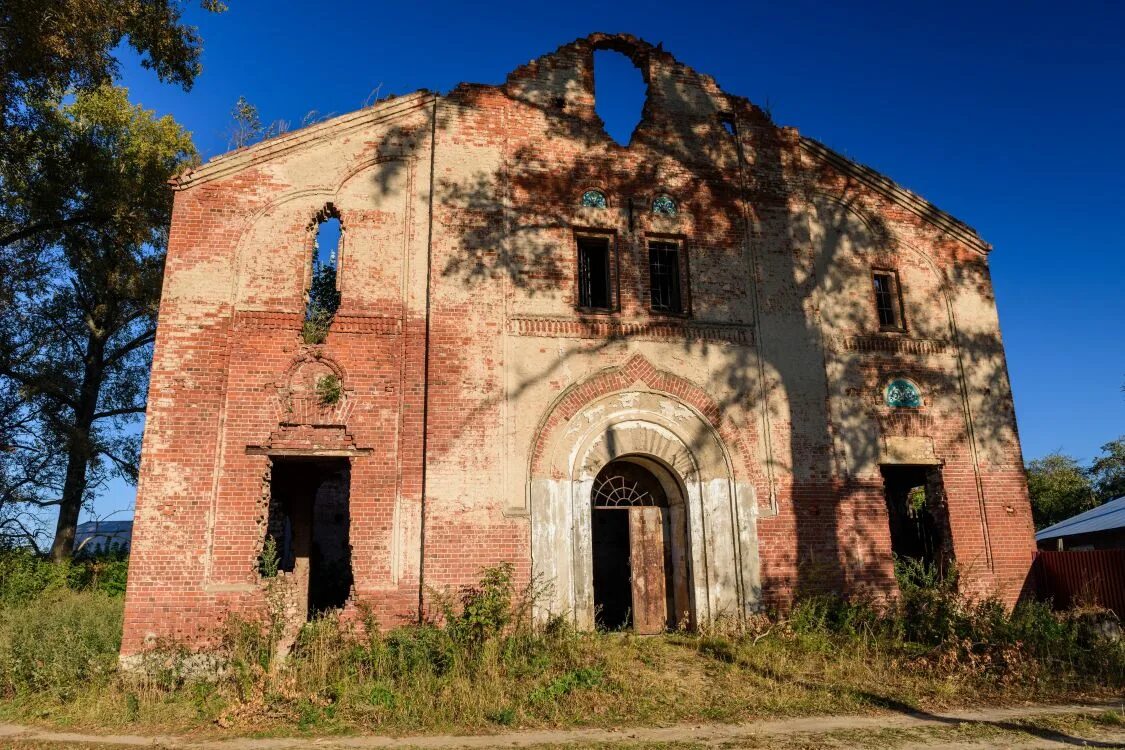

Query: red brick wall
[121,34,1035,655]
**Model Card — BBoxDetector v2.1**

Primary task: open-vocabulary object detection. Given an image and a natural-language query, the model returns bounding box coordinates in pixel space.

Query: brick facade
[121,34,1035,655]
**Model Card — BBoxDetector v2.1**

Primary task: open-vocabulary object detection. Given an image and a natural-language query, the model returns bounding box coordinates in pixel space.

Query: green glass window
[581,190,607,209]
[885,379,922,408]
[652,194,677,216]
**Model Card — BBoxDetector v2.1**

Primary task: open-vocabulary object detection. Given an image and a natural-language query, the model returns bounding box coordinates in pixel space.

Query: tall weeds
[0,552,1122,734]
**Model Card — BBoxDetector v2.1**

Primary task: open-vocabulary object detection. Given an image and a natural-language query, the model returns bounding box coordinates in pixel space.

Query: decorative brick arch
[527,354,762,629]
[529,353,754,481]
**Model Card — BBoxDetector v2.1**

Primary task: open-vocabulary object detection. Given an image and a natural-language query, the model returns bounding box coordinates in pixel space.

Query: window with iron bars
[648,241,683,314]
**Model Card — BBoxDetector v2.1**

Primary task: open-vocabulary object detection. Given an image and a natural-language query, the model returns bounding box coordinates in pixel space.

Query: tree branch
[92,405,146,421]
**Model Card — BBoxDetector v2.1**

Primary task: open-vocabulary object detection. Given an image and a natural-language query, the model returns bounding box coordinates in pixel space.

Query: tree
[1025,452,1098,530]
[0,0,226,122]
[1090,437,1125,503]
[0,0,226,253]
[0,86,196,558]
[228,95,263,149]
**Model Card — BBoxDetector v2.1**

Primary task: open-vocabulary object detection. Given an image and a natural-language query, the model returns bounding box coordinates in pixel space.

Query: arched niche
[529,388,760,629]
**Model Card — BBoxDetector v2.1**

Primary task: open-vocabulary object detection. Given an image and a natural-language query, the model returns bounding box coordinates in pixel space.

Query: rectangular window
[648,241,683,313]
[872,270,904,330]
[577,235,612,310]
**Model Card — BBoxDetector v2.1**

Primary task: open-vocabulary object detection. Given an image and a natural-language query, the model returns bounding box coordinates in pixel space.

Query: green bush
[0,589,123,699]
[0,547,129,604]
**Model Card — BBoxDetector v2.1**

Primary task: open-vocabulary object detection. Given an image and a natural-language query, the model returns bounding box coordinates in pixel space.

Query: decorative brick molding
[233,310,301,330]
[834,335,949,355]
[508,316,752,345]
[331,314,401,335]
[233,310,400,336]
[529,353,755,484]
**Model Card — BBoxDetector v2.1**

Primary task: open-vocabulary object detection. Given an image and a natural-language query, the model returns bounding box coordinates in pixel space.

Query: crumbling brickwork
[121,34,1035,655]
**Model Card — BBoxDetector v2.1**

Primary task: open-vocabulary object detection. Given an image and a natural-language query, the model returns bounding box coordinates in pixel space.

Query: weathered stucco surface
[121,34,1035,654]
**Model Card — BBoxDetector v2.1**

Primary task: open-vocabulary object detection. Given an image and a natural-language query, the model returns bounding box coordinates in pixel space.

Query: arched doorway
[591,457,692,633]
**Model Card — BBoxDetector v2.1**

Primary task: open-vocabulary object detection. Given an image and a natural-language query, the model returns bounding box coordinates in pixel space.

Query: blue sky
[89,0,1124,520]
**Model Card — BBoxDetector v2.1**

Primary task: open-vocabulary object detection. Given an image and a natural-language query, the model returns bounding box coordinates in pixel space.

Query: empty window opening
[593,50,647,147]
[648,241,683,313]
[577,234,613,311]
[872,270,904,330]
[881,465,953,577]
[265,457,353,619]
[719,114,737,136]
[304,212,342,344]
[591,458,692,633]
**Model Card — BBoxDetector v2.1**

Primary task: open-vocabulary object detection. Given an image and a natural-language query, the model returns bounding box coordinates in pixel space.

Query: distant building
[73,520,132,555]
[1036,497,1125,551]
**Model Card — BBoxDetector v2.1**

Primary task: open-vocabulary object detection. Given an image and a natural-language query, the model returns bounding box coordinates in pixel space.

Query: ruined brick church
[121,34,1036,654]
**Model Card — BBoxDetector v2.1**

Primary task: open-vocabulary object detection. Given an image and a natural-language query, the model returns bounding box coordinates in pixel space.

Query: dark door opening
[591,458,690,633]
[592,509,632,630]
[881,464,953,575]
[266,457,353,618]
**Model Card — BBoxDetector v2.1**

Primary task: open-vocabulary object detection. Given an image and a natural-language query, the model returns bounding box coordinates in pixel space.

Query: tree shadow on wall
[357,37,1020,606]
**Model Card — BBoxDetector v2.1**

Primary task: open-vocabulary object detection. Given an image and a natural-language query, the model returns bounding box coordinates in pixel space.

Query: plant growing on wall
[316,374,343,406]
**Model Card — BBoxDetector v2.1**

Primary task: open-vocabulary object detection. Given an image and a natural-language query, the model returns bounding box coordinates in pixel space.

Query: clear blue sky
[89,0,1124,521]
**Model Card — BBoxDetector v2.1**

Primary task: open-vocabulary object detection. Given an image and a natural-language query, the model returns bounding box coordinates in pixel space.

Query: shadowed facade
[121,34,1035,655]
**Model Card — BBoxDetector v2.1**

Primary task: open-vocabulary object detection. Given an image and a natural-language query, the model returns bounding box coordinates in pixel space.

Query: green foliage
[0,84,198,557]
[0,589,123,699]
[0,559,1121,733]
[258,536,280,578]
[787,558,1125,685]
[0,547,128,604]
[441,562,516,655]
[228,95,262,149]
[316,375,343,406]
[301,263,340,345]
[1090,437,1125,502]
[1026,452,1098,529]
[1025,437,1125,531]
[0,0,227,132]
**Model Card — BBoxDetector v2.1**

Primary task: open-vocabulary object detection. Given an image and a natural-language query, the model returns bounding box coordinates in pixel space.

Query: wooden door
[629,507,669,634]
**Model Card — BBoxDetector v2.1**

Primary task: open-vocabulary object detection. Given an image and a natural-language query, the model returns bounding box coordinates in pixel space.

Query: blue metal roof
[1035,496,1125,541]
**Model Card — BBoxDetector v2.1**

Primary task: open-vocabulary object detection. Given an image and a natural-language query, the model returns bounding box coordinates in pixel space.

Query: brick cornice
[799,136,992,255]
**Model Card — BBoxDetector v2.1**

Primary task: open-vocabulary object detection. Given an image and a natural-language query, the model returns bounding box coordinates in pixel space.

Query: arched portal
[529,378,762,630]
[591,457,691,632]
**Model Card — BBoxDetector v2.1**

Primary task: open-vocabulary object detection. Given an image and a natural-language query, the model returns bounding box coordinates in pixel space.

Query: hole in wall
[303,211,342,345]
[593,50,647,147]
[265,457,354,619]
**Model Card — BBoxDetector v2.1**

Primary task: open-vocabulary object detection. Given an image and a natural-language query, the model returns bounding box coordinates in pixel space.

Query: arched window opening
[591,457,691,633]
[303,210,342,345]
[885,378,922,408]
[652,194,677,217]
[581,189,607,209]
[593,50,647,147]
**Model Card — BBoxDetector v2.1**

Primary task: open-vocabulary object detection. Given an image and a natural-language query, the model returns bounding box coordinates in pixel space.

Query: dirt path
[1,702,1123,749]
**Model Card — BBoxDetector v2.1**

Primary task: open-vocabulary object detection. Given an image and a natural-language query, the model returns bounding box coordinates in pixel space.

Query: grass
[0,555,1122,740]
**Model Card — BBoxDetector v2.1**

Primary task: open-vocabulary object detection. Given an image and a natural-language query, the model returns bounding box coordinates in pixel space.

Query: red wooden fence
[1034,550,1125,617]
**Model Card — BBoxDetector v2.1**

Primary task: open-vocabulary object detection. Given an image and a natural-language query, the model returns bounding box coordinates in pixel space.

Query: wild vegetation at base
[0,552,1121,737]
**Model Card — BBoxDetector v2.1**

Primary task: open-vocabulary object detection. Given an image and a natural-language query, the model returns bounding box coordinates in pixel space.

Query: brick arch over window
[527,354,761,629]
